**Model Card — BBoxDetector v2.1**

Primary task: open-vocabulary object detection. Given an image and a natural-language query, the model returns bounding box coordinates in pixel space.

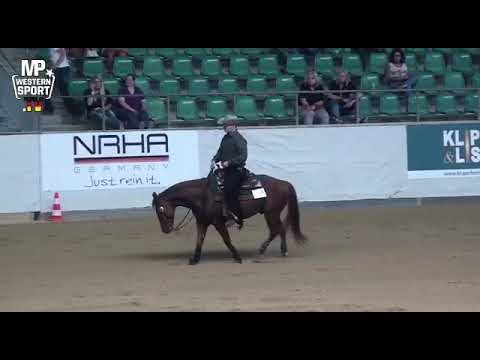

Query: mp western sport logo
[11,59,55,112]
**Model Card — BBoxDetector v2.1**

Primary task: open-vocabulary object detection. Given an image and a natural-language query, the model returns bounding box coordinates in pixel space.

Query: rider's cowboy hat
[218,114,239,126]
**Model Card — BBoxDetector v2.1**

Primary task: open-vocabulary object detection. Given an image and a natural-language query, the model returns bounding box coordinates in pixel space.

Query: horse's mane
[159,178,208,200]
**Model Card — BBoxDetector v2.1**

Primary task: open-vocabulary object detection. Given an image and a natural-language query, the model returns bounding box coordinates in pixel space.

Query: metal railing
[27,86,479,131]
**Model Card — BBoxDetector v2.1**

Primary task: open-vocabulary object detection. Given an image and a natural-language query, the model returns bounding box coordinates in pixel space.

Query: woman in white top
[384,48,416,90]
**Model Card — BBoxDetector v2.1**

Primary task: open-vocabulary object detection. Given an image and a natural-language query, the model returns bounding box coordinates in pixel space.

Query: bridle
[157,203,194,232]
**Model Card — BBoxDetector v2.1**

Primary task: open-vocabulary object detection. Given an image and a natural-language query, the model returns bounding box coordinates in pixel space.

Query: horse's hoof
[188,258,199,265]
[234,258,243,264]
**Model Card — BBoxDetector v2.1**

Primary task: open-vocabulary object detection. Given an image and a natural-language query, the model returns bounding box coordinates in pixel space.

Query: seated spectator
[385,48,416,90]
[102,48,129,73]
[327,70,357,124]
[84,77,124,130]
[299,70,330,125]
[115,74,152,129]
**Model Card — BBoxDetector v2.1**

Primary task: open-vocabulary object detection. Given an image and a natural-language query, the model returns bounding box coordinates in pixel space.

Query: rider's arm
[229,134,247,167]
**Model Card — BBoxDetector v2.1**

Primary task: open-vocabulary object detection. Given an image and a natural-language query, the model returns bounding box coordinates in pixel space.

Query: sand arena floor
[1,201,480,311]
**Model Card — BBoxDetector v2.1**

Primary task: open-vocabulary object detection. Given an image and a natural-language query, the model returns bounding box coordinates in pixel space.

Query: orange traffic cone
[48,192,64,222]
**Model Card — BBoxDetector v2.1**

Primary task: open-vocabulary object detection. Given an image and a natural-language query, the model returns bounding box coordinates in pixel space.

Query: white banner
[41,131,199,191]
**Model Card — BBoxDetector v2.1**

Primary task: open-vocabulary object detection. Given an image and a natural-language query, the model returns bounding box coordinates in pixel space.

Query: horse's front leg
[214,221,242,263]
[189,222,208,265]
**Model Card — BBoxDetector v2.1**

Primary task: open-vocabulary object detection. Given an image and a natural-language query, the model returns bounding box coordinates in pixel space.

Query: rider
[211,116,248,228]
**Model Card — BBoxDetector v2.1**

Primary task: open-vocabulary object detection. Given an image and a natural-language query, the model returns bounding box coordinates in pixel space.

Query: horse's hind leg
[214,222,242,263]
[259,212,285,256]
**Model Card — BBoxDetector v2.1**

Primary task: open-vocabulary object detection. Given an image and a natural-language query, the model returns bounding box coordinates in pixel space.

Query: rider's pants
[223,167,244,219]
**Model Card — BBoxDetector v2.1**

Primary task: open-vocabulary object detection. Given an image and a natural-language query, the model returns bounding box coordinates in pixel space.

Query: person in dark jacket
[211,116,248,228]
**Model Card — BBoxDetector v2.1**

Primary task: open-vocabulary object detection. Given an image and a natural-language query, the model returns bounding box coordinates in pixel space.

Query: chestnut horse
[152,171,307,265]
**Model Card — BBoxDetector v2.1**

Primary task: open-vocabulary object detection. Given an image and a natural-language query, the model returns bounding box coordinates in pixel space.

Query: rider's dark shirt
[213,131,247,168]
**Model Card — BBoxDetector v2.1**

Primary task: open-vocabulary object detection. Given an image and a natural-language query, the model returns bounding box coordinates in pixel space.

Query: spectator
[327,70,358,124]
[115,74,152,129]
[44,48,72,114]
[102,48,129,73]
[385,48,416,90]
[84,77,124,130]
[299,70,330,125]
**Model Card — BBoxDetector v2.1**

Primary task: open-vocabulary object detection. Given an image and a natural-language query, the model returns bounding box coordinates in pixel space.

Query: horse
[151,170,307,265]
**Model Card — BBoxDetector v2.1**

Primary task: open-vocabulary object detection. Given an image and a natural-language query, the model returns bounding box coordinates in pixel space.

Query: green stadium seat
[246,75,268,97]
[264,96,288,119]
[472,72,480,88]
[218,76,239,95]
[325,48,350,58]
[113,57,135,78]
[207,97,228,119]
[128,48,146,58]
[359,95,372,118]
[360,73,381,92]
[405,53,418,72]
[436,94,459,115]
[416,73,437,94]
[452,53,474,76]
[235,96,260,120]
[433,48,454,56]
[425,52,446,76]
[146,98,168,125]
[444,72,466,95]
[379,93,402,115]
[159,78,180,98]
[229,55,250,79]
[286,54,307,77]
[176,98,200,121]
[368,53,388,75]
[36,48,50,60]
[201,56,222,79]
[464,93,479,114]
[142,56,166,81]
[275,75,297,99]
[173,57,195,79]
[212,48,234,58]
[258,55,280,78]
[83,58,105,78]
[155,48,178,59]
[458,48,480,55]
[175,98,200,121]
[408,94,431,116]
[68,79,88,97]
[185,48,209,59]
[134,76,152,96]
[103,78,120,95]
[315,54,335,79]
[241,48,264,59]
[342,54,363,77]
[406,48,428,57]
[188,77,210,100]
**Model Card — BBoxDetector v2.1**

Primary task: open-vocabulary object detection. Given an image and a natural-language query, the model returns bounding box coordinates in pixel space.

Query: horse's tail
[284,183,308,245]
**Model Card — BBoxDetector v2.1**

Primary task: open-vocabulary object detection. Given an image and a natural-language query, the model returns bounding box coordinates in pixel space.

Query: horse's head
[152,192,175,234]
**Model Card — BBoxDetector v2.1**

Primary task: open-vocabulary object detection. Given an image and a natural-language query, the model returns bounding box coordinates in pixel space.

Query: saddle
[211,168,266,202]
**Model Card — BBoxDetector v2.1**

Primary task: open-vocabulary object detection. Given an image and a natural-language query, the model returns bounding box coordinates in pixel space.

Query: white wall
[0,134,41,212]
[2,124,480,213]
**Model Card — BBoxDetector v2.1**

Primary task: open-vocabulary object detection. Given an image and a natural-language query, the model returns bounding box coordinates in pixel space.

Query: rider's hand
[222,161,229,168]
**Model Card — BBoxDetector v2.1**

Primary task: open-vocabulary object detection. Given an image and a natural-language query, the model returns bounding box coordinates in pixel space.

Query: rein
[174,209,194,232]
